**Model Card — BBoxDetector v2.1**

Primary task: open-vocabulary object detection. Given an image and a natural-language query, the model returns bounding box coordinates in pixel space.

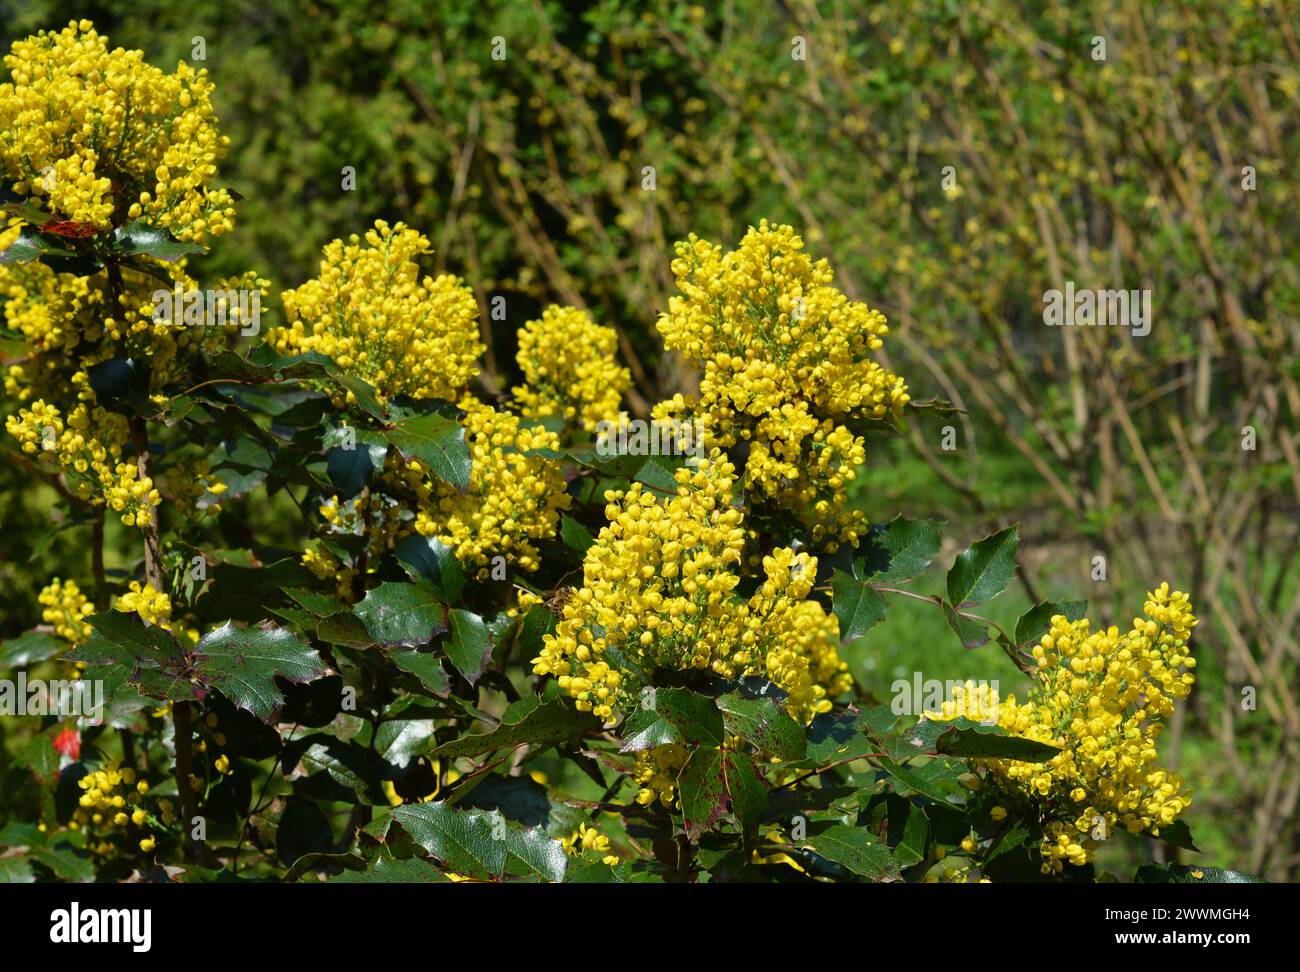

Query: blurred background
[2,0,1297,879]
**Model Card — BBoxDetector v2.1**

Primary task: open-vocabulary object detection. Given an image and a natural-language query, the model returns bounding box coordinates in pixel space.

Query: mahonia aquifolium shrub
[0,21,1241,885]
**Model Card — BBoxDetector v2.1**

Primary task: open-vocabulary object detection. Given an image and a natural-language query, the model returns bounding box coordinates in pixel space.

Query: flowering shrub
[0,21,1251,886]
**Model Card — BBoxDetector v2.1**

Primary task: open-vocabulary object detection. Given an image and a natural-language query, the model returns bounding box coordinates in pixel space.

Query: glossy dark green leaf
[804,824,899,880]
[446,608,492,685]
[393,534,466,601]
[946,525,1019,607]
[112,219,207,261]
[431,697,597,758]
[679,746,726,841]
[715,692,805,760]
[192,622,327,722]
[352,582,447,648]
[1013,600,1089,647]
[831,569,888,643]
[856,516,945,582]
[385,412,471,491]
[391,802,506,879]
[391,649,451,696]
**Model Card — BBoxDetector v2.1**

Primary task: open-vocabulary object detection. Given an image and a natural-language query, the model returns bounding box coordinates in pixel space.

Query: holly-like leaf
[190,622,326,722]
[803,824,899,881]
[393,534,466,601]
[946,525,1019,608]
[856,516,945,582]
[352,582,447,648]
[385,412,471,491]
[112,219,207,261]
[679,746,726,841]
[626,687,724,750]
[831,569,888,643]
[715,692,805,760]
[927,718,1061,761]
[430,697,598,758]
[0,229,76,265]
[724,750,767,849]
[391,802,507,879]
[391,649,451,697]
[1014,600,1088,648]
[446,609,492,685]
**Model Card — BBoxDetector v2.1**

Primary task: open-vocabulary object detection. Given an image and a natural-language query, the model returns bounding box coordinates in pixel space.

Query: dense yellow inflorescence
[532,451,850,739]
[0,21,234,241]
[389,396,572,577]
[927,584,1198,873]
[39,578,94,644]
[272,221,484,403]
[512,305,630,432]
[655,221,909,548]
[5,399,159,527]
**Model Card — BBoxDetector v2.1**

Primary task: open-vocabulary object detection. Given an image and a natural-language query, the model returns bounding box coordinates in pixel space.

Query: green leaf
[446,609,492,685]
[831,569,888,643]
[856,516,945,582]
[431,696,597,759]
[385,412,471,491]
[352,582,447,648]
[332,855,449,883]
[941,602,991,650]
[946,525,1019,608]
[0,229,76,265]
[0,630,64,667]
[927,718,1061,761]
[500,820,568,882]
[1153,819,1200,853]
[191,622,327,722]
[391,802,507,879]
[70,612,195,704]
[559,515,595,553]
[1134,864,1261,884]
[875,758,967,805]
[715,692,805,760]
[679,746,726,840]
[393,535,466,601]
[1014,600,1088,648]
[112,219,207,261]
[324,424,388,499]
[724,751,767,849]
[636,687,724,748]
[391,649,451,697]
[803,824,899,881]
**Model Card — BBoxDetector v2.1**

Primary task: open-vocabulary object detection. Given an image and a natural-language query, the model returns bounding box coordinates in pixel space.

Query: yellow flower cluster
[114,580,173,628]
[5,399,159,528]
[512,305,630,432]
[273,221,483,403]
[387,396,571,577]
[39,578,94,644]
[559,823,620,865]
[655,221,909,547]
[72,766,167,856]
[928,584,1198,873]
[0,21,234,241]
[532,451,850,728]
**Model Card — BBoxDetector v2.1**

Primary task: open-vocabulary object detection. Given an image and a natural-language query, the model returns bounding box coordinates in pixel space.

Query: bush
[0,19,1263,885]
